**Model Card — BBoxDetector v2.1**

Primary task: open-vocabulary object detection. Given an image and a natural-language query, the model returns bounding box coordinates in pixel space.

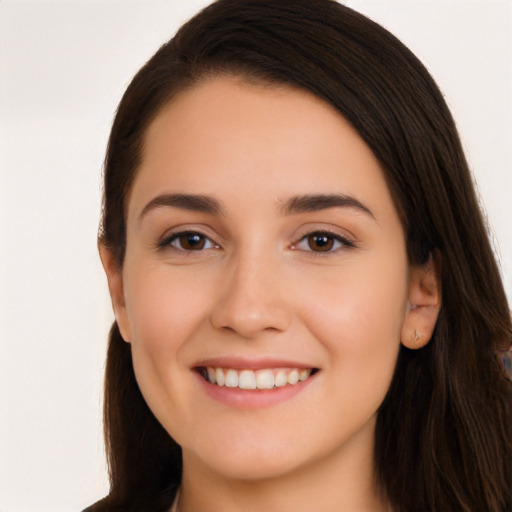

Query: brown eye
[179,233,206,250]
[307,234,334,252]
[292,231,354,254]
[160,231,217,251]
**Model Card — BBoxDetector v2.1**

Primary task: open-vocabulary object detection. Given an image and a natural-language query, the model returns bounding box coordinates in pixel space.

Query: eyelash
[157,229,355,255]
[292,231,355,255]
[157,230,220,252]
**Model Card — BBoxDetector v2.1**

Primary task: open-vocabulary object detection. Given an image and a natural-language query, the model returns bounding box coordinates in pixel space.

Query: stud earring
[413,329,421,342]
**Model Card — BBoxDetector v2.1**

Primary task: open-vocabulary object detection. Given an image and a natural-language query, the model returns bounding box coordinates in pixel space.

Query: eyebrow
[139,192,374,221]
[279,194,375,219]
[139,193,224,220]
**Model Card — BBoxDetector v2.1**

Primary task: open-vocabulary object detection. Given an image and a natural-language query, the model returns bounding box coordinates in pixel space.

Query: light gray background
[1,1,510,511]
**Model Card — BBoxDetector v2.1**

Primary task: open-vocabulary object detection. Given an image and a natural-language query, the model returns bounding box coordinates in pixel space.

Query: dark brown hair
[88,1,512,511]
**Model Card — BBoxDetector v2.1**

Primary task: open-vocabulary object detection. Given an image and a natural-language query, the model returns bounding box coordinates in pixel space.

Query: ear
[99,244,132,343]
[401,252,441,349]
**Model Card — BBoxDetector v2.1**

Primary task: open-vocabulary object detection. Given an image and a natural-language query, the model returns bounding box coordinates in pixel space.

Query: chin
[184,433,314,482]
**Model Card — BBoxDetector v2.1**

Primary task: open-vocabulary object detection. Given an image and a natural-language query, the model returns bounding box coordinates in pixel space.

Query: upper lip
[193,357,317,371]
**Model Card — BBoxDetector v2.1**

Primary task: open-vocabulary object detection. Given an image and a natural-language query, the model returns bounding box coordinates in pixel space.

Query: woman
[87,1,512,511]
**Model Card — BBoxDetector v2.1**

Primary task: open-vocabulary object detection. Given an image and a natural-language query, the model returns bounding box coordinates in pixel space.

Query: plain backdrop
[0,1,510,511]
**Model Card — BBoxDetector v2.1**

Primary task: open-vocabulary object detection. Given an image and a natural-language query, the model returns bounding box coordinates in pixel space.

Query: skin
[101,76,441,512]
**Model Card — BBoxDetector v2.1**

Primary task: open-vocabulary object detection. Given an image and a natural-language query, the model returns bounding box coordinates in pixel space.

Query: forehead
[127,76,397,223]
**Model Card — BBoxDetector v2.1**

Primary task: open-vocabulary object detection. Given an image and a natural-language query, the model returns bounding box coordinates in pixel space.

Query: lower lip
[194,371,318,409]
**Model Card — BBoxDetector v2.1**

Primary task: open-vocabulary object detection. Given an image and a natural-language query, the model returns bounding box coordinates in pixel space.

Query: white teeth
[239,370,256,389]
[215,367,225,386]
[299,369,310,381]
[256,369,274,389]
[274,370,288,387]
[203,367,313,389]
[225,369,238,388]
[287,369,299,385]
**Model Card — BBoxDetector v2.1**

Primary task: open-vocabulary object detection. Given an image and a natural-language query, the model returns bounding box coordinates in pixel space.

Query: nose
[209,251,291,339]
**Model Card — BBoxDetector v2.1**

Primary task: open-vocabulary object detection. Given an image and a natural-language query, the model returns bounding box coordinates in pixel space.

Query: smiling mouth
[196,367,318,390]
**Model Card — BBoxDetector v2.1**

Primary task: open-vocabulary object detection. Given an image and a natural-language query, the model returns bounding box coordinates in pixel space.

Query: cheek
[300,254,408,382]
[125,266,211,351]
[123,266,215,426]
[122,265,214,414]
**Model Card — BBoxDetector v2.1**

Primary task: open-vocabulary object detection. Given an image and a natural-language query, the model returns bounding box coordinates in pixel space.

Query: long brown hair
[88,1,512,511]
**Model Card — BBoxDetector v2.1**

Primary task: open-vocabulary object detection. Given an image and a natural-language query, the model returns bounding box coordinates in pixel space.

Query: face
[107,77,416,483]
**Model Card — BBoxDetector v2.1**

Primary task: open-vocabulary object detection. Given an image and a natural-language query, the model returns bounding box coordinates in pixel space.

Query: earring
[413,329,421,342]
